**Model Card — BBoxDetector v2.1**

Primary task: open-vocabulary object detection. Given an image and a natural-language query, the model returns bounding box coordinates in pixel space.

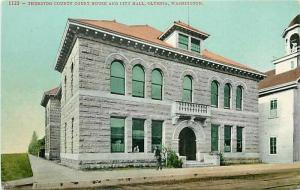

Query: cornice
[54,21,265,81]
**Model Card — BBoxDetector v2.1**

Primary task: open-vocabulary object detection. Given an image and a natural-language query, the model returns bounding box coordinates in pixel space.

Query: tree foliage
[28,131,44,156]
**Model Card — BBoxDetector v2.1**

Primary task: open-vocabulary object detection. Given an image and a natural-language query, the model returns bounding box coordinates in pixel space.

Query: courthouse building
[41,18,265,169]
[259,14,300,163]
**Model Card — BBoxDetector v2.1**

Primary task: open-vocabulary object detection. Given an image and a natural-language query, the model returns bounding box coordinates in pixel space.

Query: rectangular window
[71,118,74,154]
[270,137,277,154]
[132,119,145,152]
[64,75,67,102]
[64,123,67,153]
[71,63,74,96]
[110,117,125,153]
[152,120,163,152]
[224,125,232,152]
[270,100,278,118]
[45,108,47,126]
[237,127,243,152]
[178,34,189,50]
[211,124,219,152]
[191,38,200,52]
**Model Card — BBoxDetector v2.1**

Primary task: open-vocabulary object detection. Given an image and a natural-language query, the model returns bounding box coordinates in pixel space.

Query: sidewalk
[5,155,300,189]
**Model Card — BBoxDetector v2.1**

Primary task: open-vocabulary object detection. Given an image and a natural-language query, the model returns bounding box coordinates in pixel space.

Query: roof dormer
[159,21,210,54]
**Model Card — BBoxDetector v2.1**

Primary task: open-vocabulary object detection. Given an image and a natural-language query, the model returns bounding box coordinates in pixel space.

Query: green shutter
[224,84,231,108]
[191,38,200,52]
[151,69,163,100]
[237,127,243,152]
[178,34,189,50]
[182,76,192,102]
[111,61,125,95]
[211,81,218,107]
[151,120,163,151]
[132,119,145,152]
[111,117,125,153]
[236,86,242,110]
[224,126,231,152]
[132,65,145,97]
[211,125,219,152]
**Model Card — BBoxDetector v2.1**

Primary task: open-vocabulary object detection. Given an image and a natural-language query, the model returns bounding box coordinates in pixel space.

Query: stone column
[219,125,224,152]
[232,125,237,153]
[125,117,132,153]
[144,119,152,153]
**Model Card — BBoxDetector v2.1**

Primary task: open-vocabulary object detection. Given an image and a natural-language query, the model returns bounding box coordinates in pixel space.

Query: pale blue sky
[2,0,300,153]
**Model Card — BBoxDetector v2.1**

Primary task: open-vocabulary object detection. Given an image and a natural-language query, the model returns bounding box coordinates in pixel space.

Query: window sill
[268,116,279,119]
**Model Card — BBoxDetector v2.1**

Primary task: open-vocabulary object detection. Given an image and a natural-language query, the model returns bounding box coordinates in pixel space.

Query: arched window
[110,61,125,95]
[132,65,145,98]
[290,33,299,52]
[151,69,163,100]
[224,83,231,109]
[211,81,219,107]
[236,86,243,110]
[182,75,192,102]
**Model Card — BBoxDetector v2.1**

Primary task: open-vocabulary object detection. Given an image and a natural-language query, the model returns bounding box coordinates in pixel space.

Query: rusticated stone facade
[57,36,261,169]
[44,19,265,169]
[42,89,61,160]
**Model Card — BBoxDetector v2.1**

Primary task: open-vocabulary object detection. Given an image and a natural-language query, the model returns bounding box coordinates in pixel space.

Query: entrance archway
[179,127,196,160]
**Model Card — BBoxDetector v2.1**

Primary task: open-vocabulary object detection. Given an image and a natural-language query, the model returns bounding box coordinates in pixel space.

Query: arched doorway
[179,127,196,160]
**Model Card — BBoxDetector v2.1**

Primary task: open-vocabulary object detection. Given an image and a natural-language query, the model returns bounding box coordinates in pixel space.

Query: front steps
[184,160,215,168]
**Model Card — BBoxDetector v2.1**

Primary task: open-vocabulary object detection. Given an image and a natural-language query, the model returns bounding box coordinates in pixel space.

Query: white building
[259,14,300,163]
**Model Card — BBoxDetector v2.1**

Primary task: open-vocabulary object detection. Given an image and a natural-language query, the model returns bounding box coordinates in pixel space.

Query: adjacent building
[41,87,61,160]
[42,18,265,169]
[259,14,300,163]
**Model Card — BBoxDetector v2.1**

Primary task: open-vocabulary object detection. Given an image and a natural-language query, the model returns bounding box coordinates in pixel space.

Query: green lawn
[1,153,33,181]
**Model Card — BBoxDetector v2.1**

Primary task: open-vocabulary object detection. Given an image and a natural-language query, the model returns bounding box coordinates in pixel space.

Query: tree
[28,131,39,156]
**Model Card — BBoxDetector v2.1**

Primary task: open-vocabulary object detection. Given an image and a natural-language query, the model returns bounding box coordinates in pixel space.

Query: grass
[1,153,33,181]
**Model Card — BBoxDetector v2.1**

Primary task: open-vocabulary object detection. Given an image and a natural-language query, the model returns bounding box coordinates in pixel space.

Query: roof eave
[56,20,265,80]
[282,24,300,38]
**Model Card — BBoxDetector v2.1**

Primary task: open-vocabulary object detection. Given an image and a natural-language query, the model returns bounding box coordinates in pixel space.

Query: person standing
[154,146,162,170]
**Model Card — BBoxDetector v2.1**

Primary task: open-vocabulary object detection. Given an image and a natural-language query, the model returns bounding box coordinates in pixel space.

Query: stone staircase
[184,160,215,168]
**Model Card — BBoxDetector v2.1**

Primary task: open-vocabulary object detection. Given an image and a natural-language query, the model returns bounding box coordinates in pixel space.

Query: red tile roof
[41,87,60,107]
[174,21,209,36]
[69,19,262,75]
[258,67,300,90]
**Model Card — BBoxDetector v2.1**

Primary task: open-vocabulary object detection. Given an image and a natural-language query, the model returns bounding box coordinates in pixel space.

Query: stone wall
[45,97,61,160]
[60,36,260,168]
[294,83,300,161]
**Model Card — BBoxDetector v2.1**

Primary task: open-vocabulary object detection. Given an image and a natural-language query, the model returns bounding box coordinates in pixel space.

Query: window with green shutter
[211,124,219,152]
[132,119,145,152]
[110,117,125,153]
[224,125,232,152]
[224,83,231,109]
[270,100,278,118]
[191,38,200,52]
[237,127,243,152]
[182,75,192,102]
[211,81,219,107]
[151,69,163,100]
[152,120,163,152]
[270,137,277,154]
[236,86,243,110]
[178,34,189,50]
[132,65,145,98]
[110,61,125,95]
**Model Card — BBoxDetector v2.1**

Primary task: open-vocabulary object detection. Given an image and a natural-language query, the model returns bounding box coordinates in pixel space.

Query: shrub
[162,147,183,168]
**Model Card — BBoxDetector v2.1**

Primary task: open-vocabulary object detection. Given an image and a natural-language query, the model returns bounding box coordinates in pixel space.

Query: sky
[1,0,300,153]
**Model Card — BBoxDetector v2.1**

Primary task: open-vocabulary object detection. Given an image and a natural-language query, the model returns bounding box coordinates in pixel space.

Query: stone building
[41,87,61,160]
[42,18,265,169]
[259,14,300,163]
